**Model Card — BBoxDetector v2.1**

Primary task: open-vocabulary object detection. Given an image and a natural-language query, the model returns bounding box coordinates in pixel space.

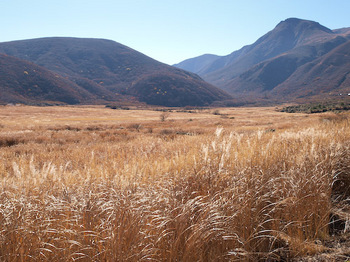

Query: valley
[1,16,350,261]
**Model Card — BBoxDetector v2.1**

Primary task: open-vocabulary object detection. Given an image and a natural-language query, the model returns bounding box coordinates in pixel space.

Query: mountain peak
[276,17,333,35]
[281,17,310,25]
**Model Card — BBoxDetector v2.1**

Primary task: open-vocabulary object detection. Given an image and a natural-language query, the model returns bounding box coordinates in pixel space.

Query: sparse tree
[160,112,170,122]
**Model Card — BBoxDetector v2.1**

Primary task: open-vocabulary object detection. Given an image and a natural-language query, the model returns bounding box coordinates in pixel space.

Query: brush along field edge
[0,115,349,261]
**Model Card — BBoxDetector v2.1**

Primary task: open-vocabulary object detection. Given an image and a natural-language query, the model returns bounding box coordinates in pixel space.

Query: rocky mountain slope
[174,18,350,103]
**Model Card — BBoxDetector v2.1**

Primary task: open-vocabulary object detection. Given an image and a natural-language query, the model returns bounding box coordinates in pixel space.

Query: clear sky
[1,0,350,65]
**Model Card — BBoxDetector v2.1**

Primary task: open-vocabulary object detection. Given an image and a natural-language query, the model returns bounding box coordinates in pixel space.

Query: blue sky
[1,0,350,64]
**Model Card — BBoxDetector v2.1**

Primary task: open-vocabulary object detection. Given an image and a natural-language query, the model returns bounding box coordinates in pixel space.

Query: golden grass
[0,105,349,261]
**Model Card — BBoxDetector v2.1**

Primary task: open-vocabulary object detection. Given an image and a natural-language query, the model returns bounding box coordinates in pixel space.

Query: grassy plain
[0,105,350,261]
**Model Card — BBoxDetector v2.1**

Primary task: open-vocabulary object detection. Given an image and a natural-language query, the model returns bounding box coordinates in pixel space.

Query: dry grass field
[1,105,350,261]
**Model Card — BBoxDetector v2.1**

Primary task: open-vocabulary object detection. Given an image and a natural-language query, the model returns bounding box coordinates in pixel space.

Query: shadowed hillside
[0,37,229,106]
[0,53,108,104]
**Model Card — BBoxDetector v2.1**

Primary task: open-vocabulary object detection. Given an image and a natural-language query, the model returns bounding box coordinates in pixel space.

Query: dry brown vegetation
[1,105,350,261]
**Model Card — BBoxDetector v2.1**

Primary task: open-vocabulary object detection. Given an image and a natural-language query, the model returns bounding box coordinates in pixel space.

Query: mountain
[175,18,350,103]
[0,37,229,106]
[228,34,348,98]
[0,53,108,104]
[173,54,220,76]
[176,18,335,79]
